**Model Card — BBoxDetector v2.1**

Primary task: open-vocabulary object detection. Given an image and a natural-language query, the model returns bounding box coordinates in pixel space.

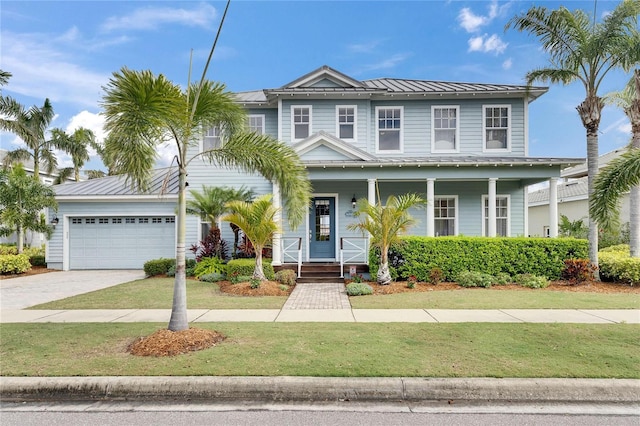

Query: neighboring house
[0,149,66,247]
[46,65,582,270]
[528,148,630,237]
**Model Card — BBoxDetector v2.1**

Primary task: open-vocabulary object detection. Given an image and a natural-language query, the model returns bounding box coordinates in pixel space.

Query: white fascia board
[56,195,178,202]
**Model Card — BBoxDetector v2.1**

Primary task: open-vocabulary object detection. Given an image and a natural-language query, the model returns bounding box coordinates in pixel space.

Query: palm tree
[347,193,425,285]
[591,148,640,255]
[50,127,96,181]
[101,69,311,331]
[506,0,640,276]
[223,194,279,281]
[0,164,57,253]
[0,98,58,180]
[53,167,74,185]
[592,70,639,257]
[186,185,254,231]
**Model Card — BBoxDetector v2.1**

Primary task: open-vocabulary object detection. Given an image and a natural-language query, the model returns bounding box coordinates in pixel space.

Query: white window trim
[434,195,459,236]
[431,105,460,154]
[482,104,511,153]
[291,105,312,142]
[200,125,223,153]
[335,105,357,142]
[481,194,511,237]
[375,106,404,154]
[248,114,266,135]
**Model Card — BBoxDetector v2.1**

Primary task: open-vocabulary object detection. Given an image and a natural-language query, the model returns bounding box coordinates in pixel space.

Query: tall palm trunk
[630,71,640,257]
[577,95,604,279]
[168,168,189,331]
[377,247,392,285]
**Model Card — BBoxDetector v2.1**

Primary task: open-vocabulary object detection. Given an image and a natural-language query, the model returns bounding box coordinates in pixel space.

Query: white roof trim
[293,131,376,161]
[57,195,178,202]
[284,65,364,89]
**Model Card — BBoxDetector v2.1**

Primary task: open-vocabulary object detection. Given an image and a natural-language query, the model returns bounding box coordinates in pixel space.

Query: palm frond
[590,148,640,230]
[222,194,279,249]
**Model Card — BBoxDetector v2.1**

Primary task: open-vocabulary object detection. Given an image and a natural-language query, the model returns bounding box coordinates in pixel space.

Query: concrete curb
[1,377,639,403]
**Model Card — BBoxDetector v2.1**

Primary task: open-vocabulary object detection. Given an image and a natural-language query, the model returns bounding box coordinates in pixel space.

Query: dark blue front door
[309,197,335,259]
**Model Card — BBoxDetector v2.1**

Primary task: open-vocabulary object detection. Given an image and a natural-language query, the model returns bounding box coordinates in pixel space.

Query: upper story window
[248,115,265,135]
[292,106,311,140]
[336,106,356,140]
[432,106,459,152]
[376,106,403,153]
[482,195,510,237]
[203,126,222,151]
[483,105,510,151]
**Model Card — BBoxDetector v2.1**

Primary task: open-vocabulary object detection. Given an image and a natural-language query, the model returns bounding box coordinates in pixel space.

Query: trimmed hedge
[144,258,196,277]
[227,258,275,280]
[598,245,640,285]
[369,236,588,281]
[0,254,32,275]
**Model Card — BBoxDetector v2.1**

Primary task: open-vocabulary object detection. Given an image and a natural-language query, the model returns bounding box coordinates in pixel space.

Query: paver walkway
[282,283,351,309]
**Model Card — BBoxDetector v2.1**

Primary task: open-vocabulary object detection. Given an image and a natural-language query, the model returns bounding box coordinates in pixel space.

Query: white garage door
[69,216,176,269]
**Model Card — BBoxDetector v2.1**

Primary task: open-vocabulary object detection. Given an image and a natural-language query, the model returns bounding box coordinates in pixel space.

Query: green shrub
[492,272,511,286]
[29,255,46,267]
[0,254,31,275]
[22,246,44,258]
[369,237,587,281]
[346,282,373,296]
[599,250,640,285]
[278,284,289,292]
[456,271,493,288]
[143,258,175,277]
[199,273,225,283]
[515,274,549,289]
[275,269,297,286]
[428,268,444,285]
[226,258,275,280]
[249,278,261,289]
[0,244,17,255]
[600,244,629,253]
[193,257,227,278]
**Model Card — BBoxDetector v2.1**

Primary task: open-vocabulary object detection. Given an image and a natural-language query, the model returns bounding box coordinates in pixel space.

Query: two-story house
[47,66,582,271]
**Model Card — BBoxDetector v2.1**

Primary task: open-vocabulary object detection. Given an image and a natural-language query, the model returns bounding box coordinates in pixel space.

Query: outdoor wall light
[351,195,357,209]
[51,216,59,226]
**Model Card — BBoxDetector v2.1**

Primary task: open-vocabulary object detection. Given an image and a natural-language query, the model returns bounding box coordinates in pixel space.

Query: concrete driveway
[0,270,145,310]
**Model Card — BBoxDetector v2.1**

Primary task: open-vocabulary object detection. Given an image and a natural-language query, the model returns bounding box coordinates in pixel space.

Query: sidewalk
[2,308,639,323]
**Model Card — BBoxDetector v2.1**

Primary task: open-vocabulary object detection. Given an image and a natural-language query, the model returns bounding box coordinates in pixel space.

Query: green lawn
[29,278,287,310]
[349,289,640,309]
[1,323,638,378]
[29,278,640,310]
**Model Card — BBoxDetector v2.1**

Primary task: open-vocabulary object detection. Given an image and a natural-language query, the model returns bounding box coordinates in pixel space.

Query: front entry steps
[275,263,368,283]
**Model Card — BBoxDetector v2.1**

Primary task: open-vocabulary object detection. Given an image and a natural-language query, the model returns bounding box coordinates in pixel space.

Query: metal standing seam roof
[528,178,589,204]
[301,156,584,168]
[54,167,179,197]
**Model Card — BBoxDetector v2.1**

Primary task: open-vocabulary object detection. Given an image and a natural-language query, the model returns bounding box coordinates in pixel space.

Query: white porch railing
[281,237,302,278]
[340,237,369,278]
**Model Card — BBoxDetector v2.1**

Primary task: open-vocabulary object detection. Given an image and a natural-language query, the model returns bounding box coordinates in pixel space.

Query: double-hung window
[432,106,459,152]
[292,106,311,140]
[483,105,510,151]
[203,126,222,151]
[434,196,457,236]
[336,106,356,140]
[482,195,510,236]
[376,106,403,152]
[248,115,265,135]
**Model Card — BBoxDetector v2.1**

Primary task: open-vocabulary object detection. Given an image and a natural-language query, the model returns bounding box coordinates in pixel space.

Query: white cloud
[361,53,412,72]
[347,40,382,54]
[617,122,632,134]
[2,31,109,108]
[502,58,513,70]
[458,0,510,33]
[101,2,217,32]
[468,34,507,55]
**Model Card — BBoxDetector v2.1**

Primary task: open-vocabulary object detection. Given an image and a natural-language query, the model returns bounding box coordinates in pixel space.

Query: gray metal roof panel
[54,167,179,197]
[302,156,583,167]
[528,177,588,204]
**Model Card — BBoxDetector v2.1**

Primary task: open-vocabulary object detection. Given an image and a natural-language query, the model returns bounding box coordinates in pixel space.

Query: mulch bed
[217,280,293,296]
[1,265,58,279]
[128,328,225,357]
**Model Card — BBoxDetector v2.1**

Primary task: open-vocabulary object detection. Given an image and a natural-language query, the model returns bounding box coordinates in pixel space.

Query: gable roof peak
[282,65,365,89]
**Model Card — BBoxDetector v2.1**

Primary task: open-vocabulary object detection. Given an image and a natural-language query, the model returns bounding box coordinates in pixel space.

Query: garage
[69,216,176,269]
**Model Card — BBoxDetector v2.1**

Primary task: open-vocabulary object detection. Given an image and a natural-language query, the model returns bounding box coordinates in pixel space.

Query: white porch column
[271,182,282,265]
[367,178,376,205]
[549,177,559,238]
[488,178,497,237]
[426,178,435,237]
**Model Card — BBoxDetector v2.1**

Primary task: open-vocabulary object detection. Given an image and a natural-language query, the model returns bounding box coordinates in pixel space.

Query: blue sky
[0,0,634,172]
